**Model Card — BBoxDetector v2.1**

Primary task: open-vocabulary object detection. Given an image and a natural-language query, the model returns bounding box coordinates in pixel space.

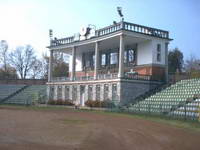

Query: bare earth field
[0,106,200,150]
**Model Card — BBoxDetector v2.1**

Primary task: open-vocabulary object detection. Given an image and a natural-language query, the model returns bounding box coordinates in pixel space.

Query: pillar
[71,47,76,80]
[48,50,53,82]
[94,41,100,79]
[165,42,169,83]
[118,34,125,78]
[62,85,65,101]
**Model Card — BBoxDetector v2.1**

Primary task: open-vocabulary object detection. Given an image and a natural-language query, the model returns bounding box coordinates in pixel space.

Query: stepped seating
[169,99,200,119]
[4,85,46,105]
[130,78,200,115]
[0,84,25,100]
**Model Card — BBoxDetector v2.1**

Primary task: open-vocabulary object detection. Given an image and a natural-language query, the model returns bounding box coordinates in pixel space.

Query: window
[104,84,109,100]
[65,86,70,100]
[110,52,118,65]
[96,85,101,101]
[124,51,127,63]
[128,49,135,62]
[157,44,161,62]
[101,54,106,66]
[112,84,118,101]
[57,86,62,100]
[72,86,77,101]
[83,52,95,68]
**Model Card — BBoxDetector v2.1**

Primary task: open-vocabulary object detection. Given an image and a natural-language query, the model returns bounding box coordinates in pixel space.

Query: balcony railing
[51,73,162,82]
[50,21,169,47]
[52,73,118,82]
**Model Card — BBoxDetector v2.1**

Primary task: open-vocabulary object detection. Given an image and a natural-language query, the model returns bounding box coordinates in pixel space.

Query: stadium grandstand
[0,82,46,105]
[120,78,200,120]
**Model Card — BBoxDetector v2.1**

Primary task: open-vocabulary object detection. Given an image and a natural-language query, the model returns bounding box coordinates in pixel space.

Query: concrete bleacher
[3,85,47,105]
[169,99,200,120]
[129,78,200,117]
[0,84,26,100]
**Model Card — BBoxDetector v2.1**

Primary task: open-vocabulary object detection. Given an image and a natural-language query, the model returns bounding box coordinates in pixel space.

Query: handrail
[0,85,29,104]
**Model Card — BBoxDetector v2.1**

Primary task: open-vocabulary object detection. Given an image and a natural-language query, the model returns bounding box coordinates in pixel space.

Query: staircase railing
[0,85,29,104]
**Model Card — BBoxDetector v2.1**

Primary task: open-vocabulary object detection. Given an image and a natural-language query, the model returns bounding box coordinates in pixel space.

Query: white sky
[0,0,200,59]
[0,1,49,57]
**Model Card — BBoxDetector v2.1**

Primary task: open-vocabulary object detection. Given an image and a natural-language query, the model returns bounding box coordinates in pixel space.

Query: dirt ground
[0,106,200,150]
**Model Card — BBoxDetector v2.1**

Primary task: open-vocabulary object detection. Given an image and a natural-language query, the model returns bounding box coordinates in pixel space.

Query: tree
[0,40,8,72]
[52,52,69,77]
[53,61,69,77]
[0,65,18,79]
[185,55,200,78]
[9,45,37,79]
[168,48,184,73]
[31,59,44,79]
[185,55,200,71]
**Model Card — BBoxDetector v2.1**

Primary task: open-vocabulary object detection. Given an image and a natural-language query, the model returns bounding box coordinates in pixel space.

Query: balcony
[51,73,162,83]
[50,21,169,47]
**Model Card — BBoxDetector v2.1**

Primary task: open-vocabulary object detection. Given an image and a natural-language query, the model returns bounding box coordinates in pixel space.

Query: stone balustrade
[51,73,160,82]
[50,21,169,47]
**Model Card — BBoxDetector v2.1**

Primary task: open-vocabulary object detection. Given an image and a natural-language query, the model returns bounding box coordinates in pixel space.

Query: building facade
[47,21,172,106]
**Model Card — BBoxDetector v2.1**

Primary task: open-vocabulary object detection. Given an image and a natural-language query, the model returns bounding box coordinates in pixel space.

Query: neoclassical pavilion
[47,21,172,106]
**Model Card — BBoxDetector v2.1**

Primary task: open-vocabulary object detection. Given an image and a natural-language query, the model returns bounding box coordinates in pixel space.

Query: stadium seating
[129,78,200,117]
[169,99,200,120]
[3,85,47,105]
[0,84,26,100]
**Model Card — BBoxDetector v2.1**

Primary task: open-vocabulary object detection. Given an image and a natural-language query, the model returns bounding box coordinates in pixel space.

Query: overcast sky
[0,0,200,59]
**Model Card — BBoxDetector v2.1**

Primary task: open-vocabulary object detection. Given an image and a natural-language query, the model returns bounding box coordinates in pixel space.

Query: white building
[47,21,172,106]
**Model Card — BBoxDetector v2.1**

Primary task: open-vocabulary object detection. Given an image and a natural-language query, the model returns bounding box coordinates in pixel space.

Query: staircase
[3,85,47,105]
[0,84,27,102]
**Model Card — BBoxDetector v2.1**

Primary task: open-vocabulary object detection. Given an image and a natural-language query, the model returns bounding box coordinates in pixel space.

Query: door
[80,85,85,106]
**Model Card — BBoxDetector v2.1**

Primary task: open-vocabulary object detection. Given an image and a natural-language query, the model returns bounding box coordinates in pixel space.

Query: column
[165,42,169,83]
[71,46,76,80]
[94,41,100,79]
[118,34,125,78]
[48,50,53,82]
[62,85,65,101]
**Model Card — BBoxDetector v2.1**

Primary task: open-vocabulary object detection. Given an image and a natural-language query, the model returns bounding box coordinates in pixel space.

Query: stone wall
[120,80,160,104]
[47,79,161,106]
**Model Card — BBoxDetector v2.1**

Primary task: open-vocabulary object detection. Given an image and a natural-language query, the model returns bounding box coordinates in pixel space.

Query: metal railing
[50,21,169,47]
[108,98,200,121]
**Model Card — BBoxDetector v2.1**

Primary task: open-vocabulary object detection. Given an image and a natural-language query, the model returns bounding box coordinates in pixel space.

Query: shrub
[85,100,95,107]
[56,99,63,105]
[63,100,74,106]
[48,100,56,105]
[48,99,74,106]
[85,100,115,108]
[101,100,115,108]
